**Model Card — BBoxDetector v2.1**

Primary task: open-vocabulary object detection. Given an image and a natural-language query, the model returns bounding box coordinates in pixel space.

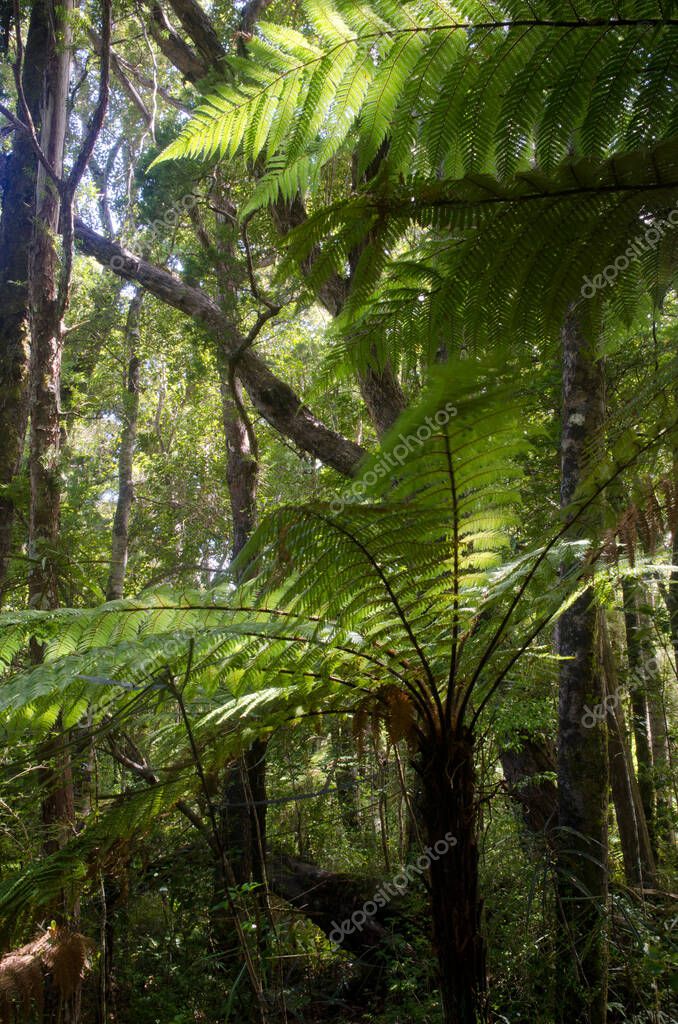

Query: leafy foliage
[154,0,678,209]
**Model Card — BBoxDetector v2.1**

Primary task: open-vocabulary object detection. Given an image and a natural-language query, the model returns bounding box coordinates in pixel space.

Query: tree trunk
[220,369,258,563]
[664,445,678,667]
[418,728,486,1024]
[599,614,656,889]
[0,0,51,601]
[555,309,608,1024]
[645,658,673,854]
[621,576,656,852]
[106,290,142,601]
[27,0,73,614]
[216,365,268,884]
[499,737,557,837]
[25,14,81,1022]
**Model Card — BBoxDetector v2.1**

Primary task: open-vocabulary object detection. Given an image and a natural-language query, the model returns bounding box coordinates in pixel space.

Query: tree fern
[0,353,675,931]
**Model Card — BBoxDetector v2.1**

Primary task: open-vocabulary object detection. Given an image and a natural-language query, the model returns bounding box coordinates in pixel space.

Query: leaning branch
[74,220,365,477]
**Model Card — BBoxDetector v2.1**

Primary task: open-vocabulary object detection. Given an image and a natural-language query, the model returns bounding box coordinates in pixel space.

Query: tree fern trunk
[555,309,608,1024]
[418,727,486,1024]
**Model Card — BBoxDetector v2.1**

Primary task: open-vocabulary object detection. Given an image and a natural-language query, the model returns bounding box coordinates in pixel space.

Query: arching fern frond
[151,0,677,213]
[278,137,678,361]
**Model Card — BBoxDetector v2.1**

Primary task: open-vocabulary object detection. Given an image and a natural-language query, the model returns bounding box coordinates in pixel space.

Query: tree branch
[74,219,365,477]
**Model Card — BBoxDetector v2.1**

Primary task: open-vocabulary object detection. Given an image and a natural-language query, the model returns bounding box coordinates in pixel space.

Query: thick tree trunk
[106,290,142,601]
[500,737,558,836]
[25,15,82,1023]
[218,738,269,886]
[27,0,72,614]
[356,359,407,438]
[0,0,51,601]
[418,728,486,1024]
[268,852,409,954]
[555,310,608,1024]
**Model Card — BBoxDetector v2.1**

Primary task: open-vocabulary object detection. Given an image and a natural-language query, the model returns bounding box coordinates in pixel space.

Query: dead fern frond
[0,927,91,1024]
[382,686,417,748]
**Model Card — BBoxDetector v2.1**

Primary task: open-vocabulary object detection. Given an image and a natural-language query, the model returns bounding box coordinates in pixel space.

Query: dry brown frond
[0,927,92,1023]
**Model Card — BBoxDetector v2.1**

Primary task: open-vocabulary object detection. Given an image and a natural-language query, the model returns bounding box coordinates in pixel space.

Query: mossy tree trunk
[0,0,50,602]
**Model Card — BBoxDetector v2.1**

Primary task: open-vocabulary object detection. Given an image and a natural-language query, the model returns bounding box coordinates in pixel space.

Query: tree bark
[27,0,73,613]
[220,368,258,564]
[599,614,656,890]
[555,309,608,1024]
[500,737,558,836]
[148,3,206,83]
[664,446,678,667]
[418,728,487,1024]
[0,0,51,602]
[270,192,407,439]
[622,576,657,852]
[165,0,225,68]
[645,654,673,854]
[106,290,142,601]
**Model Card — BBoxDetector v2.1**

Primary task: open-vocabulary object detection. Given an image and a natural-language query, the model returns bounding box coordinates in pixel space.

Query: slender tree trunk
[664,445,678,667]
[623,577,674,854]
[599,615,656,889]
[621,576,656,852]
[645,657,673,854]
[418,727,487,1024]
[555,309,608,1024]
[99,292,142,1012]
[217,365,268,885]
[0,0,50,601]
[221,369,258,563]
[106,290,142,601]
